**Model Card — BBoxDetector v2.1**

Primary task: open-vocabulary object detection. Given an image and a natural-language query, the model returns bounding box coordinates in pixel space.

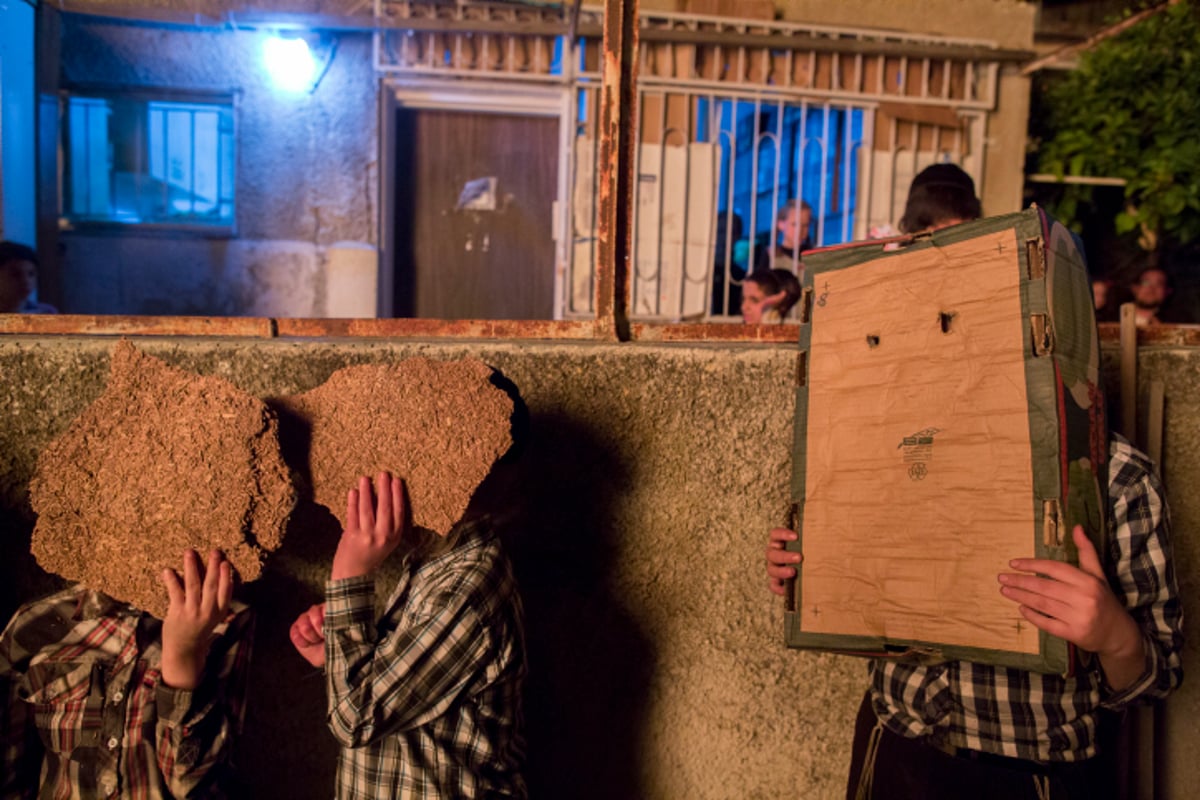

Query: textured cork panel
[29,340,295,617]
[276,359,514,534]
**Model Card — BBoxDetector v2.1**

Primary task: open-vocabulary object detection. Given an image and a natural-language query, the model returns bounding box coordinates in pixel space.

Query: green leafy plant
[1035,0,1200,253]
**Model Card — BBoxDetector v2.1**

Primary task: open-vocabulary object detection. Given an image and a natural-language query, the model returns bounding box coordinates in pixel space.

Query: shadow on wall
[1,395,654,798]
[0,508,66,626]
[486,411,656,800]
[234,501,341,798]
[231,399,343,797]
[234,402,656,798]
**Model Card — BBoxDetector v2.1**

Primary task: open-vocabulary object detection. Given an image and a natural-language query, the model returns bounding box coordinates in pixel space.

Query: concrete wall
[1106,347,1200,800]
[1,333,1197,799]
[56,19,378,316]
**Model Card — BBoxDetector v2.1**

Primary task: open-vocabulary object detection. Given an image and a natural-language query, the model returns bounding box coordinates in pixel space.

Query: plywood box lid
[785,206,1107,674]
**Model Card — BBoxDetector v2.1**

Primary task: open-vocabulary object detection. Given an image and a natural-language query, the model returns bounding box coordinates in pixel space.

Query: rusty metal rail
[593,0,637,341]
[0,314,807,343]
[5,316,1189,347]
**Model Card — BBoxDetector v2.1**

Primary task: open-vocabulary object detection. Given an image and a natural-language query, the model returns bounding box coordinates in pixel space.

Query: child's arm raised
[289,472,404,671]
[161,549,232,689]
[331,472,406,582]
[156,549,254,796]
[320,472,504,747]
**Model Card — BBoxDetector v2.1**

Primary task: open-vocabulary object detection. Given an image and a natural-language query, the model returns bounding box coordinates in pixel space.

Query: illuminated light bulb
[264,34,316,93]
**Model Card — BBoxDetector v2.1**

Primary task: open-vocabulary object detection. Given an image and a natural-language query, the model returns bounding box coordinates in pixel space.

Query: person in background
[1129,267,1173,328]
[756,199,813,278]
[896,164,982,235]
[1092,276,1119,323]
[741,268,801,324]
[0,241,56,314]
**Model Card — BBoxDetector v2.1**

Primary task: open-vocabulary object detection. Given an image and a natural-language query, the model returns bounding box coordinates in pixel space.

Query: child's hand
[999,525,1145,689]
[331,472,407,581]
[743,290,787,324]
[289,603,327,668]
[766,527,802,596]
[160,548,234,689]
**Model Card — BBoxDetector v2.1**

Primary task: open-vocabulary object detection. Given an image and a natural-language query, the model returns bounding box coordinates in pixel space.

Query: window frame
[58,84,241,238]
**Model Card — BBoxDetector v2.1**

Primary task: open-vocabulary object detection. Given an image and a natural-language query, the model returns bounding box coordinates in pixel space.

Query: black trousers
[844,693,1112,800]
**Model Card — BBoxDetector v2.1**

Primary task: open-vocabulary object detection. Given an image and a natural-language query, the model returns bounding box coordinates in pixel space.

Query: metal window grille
[63,94,236,231]
[569,89,872,321]
[375,1,1001,322]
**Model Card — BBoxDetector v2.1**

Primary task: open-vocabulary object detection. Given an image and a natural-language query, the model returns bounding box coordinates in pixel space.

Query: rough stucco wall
[2,336,1199,798]
[57,20,377,316]
[58,236,328,316]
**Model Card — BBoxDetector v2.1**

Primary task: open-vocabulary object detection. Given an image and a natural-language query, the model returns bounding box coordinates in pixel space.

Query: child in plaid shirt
[290,472,526,800]
[764,166,1182,798]
[1,549,252,799]
[766,436,1182,799]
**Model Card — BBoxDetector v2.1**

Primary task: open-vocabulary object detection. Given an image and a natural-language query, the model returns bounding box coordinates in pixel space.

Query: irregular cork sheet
[29,341,295,618]
[277,359,513,535]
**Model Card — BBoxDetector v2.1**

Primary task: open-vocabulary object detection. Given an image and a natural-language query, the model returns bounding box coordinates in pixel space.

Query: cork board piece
[277,359,514,535]
[29,340,296,618]
[801,230,1040,655]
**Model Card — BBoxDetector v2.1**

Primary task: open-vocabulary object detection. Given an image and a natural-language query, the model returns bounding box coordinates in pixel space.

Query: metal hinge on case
[799,286,814,323]
[1026,236,1054,356]
[1043,499,1064,547]
[1026,237,1046,280]
[1031,314,1055,356]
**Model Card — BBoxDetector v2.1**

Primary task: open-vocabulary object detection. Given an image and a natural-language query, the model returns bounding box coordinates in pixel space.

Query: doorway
[385,84,567,320]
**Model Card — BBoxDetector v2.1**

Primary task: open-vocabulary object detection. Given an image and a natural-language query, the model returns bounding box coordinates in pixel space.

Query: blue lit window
[700,98,865,250]
[63,91,237,232]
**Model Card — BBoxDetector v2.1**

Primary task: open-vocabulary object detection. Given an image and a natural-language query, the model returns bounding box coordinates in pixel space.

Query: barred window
[63,90,236,232]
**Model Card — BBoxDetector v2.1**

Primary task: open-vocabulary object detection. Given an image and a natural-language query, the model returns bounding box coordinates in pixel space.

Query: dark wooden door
[392,108,558,319]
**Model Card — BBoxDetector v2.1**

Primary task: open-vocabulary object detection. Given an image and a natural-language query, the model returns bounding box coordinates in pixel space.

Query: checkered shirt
[0,587,253,799]
[868,436,1184,762]
[324,524,527,799]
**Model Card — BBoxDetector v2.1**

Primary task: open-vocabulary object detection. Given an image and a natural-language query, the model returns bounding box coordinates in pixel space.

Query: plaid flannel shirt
[0,587,253,799]
[324,524,527,800]
[869,435,1184,762]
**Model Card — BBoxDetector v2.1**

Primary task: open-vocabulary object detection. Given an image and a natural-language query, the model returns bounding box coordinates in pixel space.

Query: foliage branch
[1035,0,1200,252]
